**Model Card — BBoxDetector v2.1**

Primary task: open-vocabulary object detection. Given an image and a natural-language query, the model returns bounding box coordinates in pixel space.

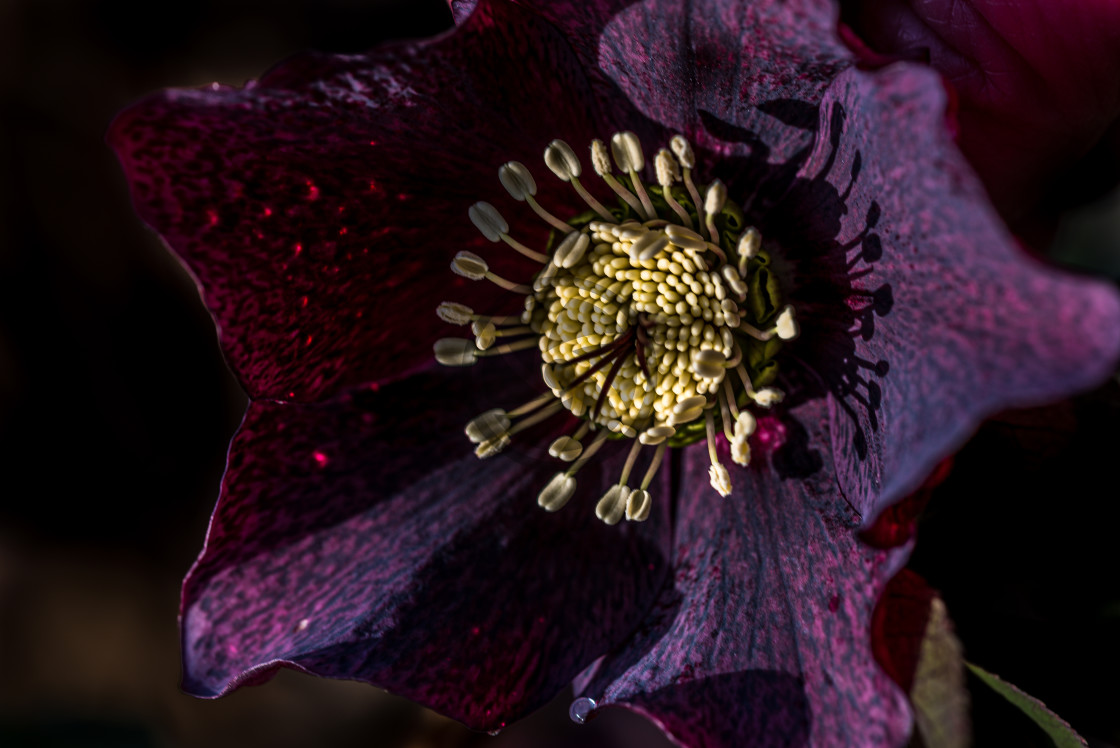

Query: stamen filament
[738,320,773,341]
[508,391,555,418]
[485,271,532,294]
[734,363,757,395]
[508,400,565,436]
[526,195,575,234]
[500,234,549,263]
[704,241,728,265]
[477,337,539,356]
[705,408,720,466]
[718,391,735,441]
[628,170,656,220]
[619,438,644,486]
[474,314,522,326]
[601,171,647,217]
[664,188,693,228]
[492,325,533,338]
[639,442,668,490]
[570,176,615,220]
[682,167,704,231]
[722,377,741,419]
[566,430,609,476]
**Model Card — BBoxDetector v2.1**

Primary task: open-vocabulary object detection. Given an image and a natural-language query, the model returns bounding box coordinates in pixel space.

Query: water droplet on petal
[569,697,597,725]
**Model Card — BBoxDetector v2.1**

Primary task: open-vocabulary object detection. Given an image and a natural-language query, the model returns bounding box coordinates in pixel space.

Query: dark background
[0,1,1117,746]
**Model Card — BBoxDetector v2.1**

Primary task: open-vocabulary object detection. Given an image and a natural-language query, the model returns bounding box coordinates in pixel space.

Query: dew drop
[569,697,597,725]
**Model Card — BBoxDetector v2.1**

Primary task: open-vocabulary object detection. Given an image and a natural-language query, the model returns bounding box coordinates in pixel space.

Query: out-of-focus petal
[845,0,1120,233]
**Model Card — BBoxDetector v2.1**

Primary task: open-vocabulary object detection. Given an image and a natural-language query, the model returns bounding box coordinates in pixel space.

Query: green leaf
[965,663,1087,748]
[910,598,970,748]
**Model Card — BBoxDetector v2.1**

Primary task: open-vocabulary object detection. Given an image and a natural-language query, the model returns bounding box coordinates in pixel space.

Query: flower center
[434,132,797,524]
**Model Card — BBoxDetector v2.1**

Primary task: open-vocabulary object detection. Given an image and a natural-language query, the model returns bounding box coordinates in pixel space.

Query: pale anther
[669,406,705,426]
[733,411,757,439]
[554,231,591,269]
[752,387,784,407]
[499,161,537,201]
[629,231,669,262]
[775,306,799,340]
[664,224,706,251]
[468,202,508,242]
[475,433,510,459]
[474,321,496,350]
[610,131,645,173]
[639,425,676,445]
[738,227,760,264]
[451,250,488,280]
[692,348,727,379]
[670,134,695,169]
[655,149,680,187]
[709,463,732,497]
[436,302,473,326]
[549,436,583,462]
[721,265,747,297]
[674,395,707,414]
[731,437,751,467]
[465,409,510,443]
[434,337,479,366]
[590,139,612,176]
[595,484,629,525]
[705,180,727,217]
[538,473,576,511]
[544,140,581,181]
[626,489,651,522]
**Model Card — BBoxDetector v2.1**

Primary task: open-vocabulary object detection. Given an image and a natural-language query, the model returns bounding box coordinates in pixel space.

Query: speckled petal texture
[181,361,670,729]
[110,2,616,402]
[582,416,912,747]
[790,63,1120,516]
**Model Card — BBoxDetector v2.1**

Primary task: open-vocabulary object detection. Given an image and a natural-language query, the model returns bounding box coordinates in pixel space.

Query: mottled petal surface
[110,2,614,402]
[580,413,912,748]
[181,361,670,729]
[780,63,1120,515]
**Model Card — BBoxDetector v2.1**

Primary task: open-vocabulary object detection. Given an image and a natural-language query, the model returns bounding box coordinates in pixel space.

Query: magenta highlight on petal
[434,132,799,523]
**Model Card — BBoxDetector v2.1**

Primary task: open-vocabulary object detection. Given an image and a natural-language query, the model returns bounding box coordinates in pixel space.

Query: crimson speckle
[312,451,329,467]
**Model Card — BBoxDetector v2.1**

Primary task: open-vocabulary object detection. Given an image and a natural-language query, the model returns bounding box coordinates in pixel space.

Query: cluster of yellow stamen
[434,132,798,524]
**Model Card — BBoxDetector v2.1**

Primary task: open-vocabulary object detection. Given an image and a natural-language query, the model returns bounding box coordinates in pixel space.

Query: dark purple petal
[459,0,853,173]
[771,63,1120,518]
[845,0,1120,239]
[109,1,619,402]
[448,0,477,25]
[578,414,911,748]
[182,360,671,730]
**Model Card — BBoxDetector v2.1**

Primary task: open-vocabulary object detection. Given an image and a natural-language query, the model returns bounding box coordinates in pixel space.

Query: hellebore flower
[109,0,1120,745]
